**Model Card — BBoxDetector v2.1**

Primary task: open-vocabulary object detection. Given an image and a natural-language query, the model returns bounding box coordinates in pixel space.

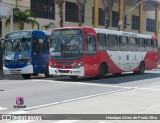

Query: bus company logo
[16,97,24,105]
[14,54,19,60]
[13,97,26,108]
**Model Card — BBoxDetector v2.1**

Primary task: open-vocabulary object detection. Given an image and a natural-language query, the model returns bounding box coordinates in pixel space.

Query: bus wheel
[98,64,106,79]
[44,72,50,78]
[69,76,78,80]
[138,62,145,74]
[133,62,145,75]
[22,74,31,79]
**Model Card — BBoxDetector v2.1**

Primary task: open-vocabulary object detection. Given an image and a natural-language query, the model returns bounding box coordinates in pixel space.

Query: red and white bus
[49,26,158,79]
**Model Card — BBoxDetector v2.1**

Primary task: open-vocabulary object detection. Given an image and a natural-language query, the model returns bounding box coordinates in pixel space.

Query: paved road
[0,69,160,123]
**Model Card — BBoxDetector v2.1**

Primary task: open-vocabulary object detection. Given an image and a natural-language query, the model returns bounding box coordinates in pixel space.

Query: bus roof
[50,26,157,40]
[5,30,51,39]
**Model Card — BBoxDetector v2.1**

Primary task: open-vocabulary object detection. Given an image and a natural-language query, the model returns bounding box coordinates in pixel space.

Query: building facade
[0,0,159,42]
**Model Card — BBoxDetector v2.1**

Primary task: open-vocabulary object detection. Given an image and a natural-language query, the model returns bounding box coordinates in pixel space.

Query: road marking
[53,120,79,123]
[31,79,132,89]
[147,104,160,110]
[0,107,8,111]
[20,81,160,111]
[135,87,160,91]
[22,88,130,111]
[31,78,160,90]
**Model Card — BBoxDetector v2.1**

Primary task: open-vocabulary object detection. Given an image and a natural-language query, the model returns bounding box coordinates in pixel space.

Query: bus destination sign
[6,31,31,39]
[52,29,82,36]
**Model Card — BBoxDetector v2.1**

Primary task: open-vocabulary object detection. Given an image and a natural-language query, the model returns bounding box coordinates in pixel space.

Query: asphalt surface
[0,69,160,123]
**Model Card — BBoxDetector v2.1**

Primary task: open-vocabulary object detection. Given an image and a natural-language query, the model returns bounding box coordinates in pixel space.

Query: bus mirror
[0,38,4,48]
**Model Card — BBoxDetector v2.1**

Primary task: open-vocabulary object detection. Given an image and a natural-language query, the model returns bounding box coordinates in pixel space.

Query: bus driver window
[34,38,40,54]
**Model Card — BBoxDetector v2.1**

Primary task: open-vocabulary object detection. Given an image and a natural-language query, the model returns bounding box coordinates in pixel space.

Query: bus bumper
[49,66,84,76]
[3,65,33,75]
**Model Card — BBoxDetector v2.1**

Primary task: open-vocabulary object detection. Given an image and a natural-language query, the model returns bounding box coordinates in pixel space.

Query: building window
[99,8,105,26]
[124,15,127,29]
[112,11,119,27]
[65,1,84,23]
[31,0,55,19]
[92,7,105,26]
[132,15,139,30]
[146,18,155,32]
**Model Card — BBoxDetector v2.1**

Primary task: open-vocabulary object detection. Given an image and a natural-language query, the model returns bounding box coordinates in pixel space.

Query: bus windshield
[50,36,82,59]
[4,37,31,61]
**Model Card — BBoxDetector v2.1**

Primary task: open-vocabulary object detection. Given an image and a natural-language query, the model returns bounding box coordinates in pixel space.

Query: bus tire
[69,76,78,80]
[44,69,50,78]
[44,72,50,78]
[138,62,145,74]
[133,62,145,75]
[22,74,31,79]
[98,64,107,79]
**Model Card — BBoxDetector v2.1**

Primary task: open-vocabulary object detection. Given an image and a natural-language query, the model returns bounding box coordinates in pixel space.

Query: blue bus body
[3,30,51,79]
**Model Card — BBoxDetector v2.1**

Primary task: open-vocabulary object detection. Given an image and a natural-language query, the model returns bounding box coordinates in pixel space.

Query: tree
[5,8,39,30]
[54,0,65,27]
[101,0,113,29]
[41,22,55,30]
[76,0,86,26]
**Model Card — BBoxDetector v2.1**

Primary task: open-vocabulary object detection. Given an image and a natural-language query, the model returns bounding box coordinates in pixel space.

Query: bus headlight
[49,62,55,68]
[74,62,83,68]
[27,58,31,65]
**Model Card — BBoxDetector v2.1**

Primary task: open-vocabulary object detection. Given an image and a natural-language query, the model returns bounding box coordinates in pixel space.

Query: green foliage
[41,22,55,30]
[5,8,39,30]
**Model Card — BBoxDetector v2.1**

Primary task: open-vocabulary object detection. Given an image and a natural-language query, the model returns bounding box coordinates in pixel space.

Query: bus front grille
[58,70,70,73]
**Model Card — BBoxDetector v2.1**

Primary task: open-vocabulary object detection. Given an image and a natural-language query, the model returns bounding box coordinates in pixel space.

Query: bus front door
[32,37,48,74]
[84,35,98,76]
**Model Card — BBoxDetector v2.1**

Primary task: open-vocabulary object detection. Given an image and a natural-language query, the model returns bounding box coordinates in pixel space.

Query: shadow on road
[51,72,160,85]
[1,70,160,86]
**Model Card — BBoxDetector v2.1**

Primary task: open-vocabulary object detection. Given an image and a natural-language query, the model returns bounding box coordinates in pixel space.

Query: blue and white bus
[3,30,51,79]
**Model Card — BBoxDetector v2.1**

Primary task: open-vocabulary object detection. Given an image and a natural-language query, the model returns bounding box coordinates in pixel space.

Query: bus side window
[108,34,118,51]
[129,37,137,51]
[119,36,128,51]
[85,35,96,55]
[97,33,107,50]
[138,38,145,52]
[34,38,45,53]
[146,39,152,52]
[152,40,158,52]
[46,36,50,51]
